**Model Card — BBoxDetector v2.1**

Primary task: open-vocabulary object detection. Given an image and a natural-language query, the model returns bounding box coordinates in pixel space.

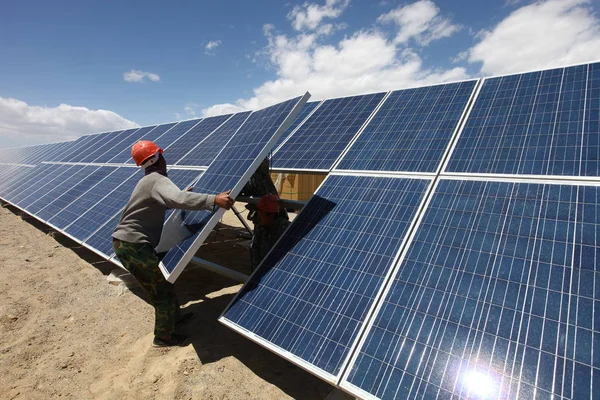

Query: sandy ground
[0,203,340,399]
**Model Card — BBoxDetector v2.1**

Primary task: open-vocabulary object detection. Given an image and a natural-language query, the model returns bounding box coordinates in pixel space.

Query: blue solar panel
[163,114,232,164]
[221,174,430,378]
[161,94,309,280]
[272,93,385,171]
[0,165,45,203]
[126,119,201,165]
[0,165,23,192]
[6,164,76,208]
[273,101,320,150]
[583,62,600,176]
[36,166,113,223]
[48,167,137,232]
[336,81,476,173]
[50,134,99,162]
[26,141,70,165]
[90,127,156,163]
[79,129,138,163]
[447,64,590,176]
[107,123,175,164]
[343,179,598,399]
[176,111,251,167]
[66,131,121,163]
[68,170,141,249]
[80,168,199,258]
[25,166,101,217]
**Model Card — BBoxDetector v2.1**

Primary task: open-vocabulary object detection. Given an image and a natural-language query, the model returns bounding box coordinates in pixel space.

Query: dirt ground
[0,203,340,399]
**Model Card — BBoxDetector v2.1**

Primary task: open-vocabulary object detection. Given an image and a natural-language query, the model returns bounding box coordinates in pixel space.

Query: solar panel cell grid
[176,111,251,167]
[583,62,600,177]
[163,114,232,165]
[446,64,589,176]
[336,81,476,173]
[69,170,142,246]
[344,179,598,399]
[134,119,201,165]
[7,164,76,208]
[36,166,112,223]
[162,94,308,279]
[48,167,137,232]
[65,131,120,163]
[272,93,385,171]
[26,165,101,217]
[107,123,175,164]
[222,174,431,377]
[272,101,320,150]
[80,168,199,258]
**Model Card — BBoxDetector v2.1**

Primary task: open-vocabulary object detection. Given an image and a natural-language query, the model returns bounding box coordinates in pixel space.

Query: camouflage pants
[113,239,180,339]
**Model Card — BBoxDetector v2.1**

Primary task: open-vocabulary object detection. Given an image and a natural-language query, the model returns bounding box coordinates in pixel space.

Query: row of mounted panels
[221,173,600,400]
[218,62,600,399]
[3,62,599,179]
[0,164,202,262]
[0,94,310,283]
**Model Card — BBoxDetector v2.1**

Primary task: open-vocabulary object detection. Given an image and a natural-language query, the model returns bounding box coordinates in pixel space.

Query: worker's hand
[215,190,235,210]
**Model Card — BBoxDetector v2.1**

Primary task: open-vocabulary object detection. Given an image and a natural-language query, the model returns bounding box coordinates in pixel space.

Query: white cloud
[0,96,138,147]
[123,69,161,83]
[377,0,461,45]
[467,0,600,75]
[205,40,222,55]
[288,0,350,31]
[202,103,247,117]
[202,1,465,114]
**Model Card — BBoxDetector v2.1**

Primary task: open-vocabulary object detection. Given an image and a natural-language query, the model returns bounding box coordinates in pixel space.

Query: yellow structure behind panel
[271,172,326,201]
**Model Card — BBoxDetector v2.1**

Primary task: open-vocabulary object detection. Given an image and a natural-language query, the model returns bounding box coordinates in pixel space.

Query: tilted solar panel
[26,165,102,217]
[80,168,201,259]
[6,164,78,208]
[0,165,46,202]
[583,62,600,177]
[79,129,139,163]
[176,111,251,167]
[66,131,122,163]
[48,167,137,231]
[272,93,385,172]
[336,81,477,173]
[343,179,598,400]
[68,170,143,254]
[221,174,431,381]
[90,127,156,164]
[35,166,113,223]
[272,101,320,151]
[123,119,201,165]
[50,134,99,163]
[160,93,310,282]
[446,63,595,176]
[162,114,232,165]
[107,123,176,164]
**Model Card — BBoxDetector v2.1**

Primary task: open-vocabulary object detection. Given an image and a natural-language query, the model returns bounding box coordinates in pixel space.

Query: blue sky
[1,0,599,148]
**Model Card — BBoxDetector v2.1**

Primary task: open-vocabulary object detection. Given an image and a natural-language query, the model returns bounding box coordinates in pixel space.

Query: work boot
[152,333,188,347]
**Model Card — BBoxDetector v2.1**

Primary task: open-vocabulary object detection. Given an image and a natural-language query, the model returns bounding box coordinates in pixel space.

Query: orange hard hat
[131,140,163,167]
[257,194,280,213]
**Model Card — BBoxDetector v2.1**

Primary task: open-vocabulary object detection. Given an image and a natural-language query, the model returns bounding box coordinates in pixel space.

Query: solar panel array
[0,93,310,281]
[221,61,600,399]
[2,61,599,399]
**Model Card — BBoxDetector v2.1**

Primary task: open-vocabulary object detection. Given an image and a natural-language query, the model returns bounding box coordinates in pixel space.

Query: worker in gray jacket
[112,140,234,347]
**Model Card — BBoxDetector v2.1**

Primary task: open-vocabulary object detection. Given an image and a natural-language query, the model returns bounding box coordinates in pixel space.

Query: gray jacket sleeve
[151,177,216,211]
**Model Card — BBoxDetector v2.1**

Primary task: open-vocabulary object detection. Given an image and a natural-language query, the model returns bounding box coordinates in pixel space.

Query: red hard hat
[257,194,280,213]
[131,140,163,167]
